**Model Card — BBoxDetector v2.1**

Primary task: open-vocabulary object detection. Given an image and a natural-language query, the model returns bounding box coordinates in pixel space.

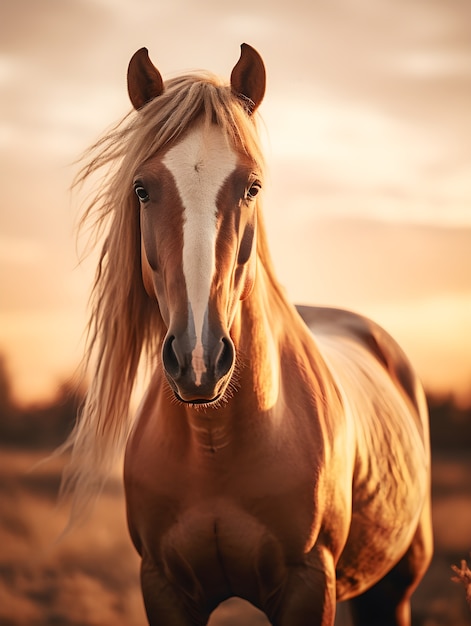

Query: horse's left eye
[134,185,150,203]
[246,181,261,200]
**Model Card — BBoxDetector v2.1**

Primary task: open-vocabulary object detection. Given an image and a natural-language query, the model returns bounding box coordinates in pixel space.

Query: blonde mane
[60,70,284,523]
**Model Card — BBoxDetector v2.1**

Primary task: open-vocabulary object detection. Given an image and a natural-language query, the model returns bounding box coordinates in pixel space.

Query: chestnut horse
[62,44,432,625]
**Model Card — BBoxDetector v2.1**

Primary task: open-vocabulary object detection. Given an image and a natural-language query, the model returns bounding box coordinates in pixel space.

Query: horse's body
[65,44,432,625]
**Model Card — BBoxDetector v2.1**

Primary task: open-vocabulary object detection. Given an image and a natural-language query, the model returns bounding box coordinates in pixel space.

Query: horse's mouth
[174,392,223,407]
[165,366,234,408]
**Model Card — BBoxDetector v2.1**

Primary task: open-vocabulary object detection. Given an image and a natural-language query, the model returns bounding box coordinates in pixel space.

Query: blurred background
[1,0,470,624]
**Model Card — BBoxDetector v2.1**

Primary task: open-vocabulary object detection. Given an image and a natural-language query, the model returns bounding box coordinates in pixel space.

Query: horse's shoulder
[295,304,423,415]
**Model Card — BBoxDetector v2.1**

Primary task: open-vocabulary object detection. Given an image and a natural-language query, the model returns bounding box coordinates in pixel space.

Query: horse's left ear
[230,43,266,114]
[127,47,164,110]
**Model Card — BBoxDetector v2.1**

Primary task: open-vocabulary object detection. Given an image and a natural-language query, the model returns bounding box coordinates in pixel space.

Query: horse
[62,43,433,625]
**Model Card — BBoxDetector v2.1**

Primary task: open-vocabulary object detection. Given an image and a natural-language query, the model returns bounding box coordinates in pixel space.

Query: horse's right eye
[134,185,149,203]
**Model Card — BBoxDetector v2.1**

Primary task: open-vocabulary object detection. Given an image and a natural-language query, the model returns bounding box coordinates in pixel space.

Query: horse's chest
[126,451,322,607]
[159,501,288,606]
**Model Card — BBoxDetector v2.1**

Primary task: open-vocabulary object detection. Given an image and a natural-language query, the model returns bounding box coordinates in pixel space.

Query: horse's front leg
[140,557,209,626]
[268,547,336,626]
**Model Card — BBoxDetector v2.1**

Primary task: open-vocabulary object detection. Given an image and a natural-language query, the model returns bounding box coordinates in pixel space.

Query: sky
[1,0,470,404]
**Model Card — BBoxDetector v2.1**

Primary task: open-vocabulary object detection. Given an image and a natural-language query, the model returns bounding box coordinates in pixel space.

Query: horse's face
[135,122,261,403]
[128,44,266,405]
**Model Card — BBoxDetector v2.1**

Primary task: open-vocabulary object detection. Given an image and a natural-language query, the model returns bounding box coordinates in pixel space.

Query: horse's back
[296,304,429,437]
[296,304,432,601]
[296,303,430,470]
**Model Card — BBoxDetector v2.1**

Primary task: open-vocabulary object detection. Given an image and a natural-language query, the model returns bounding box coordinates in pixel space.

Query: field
[0,447,470,625]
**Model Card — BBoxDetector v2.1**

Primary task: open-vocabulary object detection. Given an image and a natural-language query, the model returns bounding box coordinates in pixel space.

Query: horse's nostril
[215,337,235,378]
[162,335,180,378]
[162,331,234,398]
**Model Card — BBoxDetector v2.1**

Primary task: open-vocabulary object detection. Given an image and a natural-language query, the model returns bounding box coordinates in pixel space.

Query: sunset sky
[1,0,470,404]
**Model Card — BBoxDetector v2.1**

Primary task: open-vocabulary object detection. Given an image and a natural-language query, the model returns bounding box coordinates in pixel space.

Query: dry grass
[0,449,144,626]
[452,558,471,610]
[0,448,470,625]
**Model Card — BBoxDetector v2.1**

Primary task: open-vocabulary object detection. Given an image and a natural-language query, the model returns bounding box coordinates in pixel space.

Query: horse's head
[128,44,266,404]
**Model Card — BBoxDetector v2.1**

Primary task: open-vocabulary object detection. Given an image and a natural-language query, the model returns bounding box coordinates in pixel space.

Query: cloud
[0,237,45,266]
[267,215,471,398]
[270,218,471,307]
[0,0,470,402]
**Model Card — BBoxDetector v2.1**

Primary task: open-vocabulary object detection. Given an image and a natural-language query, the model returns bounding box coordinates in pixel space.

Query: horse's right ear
[127,48,164,110]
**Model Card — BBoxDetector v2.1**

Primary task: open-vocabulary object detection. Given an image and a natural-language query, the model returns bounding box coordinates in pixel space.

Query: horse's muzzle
[162,332,235,404]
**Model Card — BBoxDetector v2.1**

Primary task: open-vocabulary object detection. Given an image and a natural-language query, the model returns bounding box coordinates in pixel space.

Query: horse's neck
[233,268,313,412]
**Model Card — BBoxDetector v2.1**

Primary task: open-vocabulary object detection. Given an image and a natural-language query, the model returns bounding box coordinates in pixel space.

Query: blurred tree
[0,350,470,451]
[0,354,14,418]
[0,353,82,449]
[0,354,19,444]
[428,393,471,452]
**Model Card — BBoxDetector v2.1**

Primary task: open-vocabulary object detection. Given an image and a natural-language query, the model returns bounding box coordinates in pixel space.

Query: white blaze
[162,123,237,385]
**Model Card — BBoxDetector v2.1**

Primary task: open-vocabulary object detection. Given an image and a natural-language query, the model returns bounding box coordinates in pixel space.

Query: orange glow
[1,1,470,406]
